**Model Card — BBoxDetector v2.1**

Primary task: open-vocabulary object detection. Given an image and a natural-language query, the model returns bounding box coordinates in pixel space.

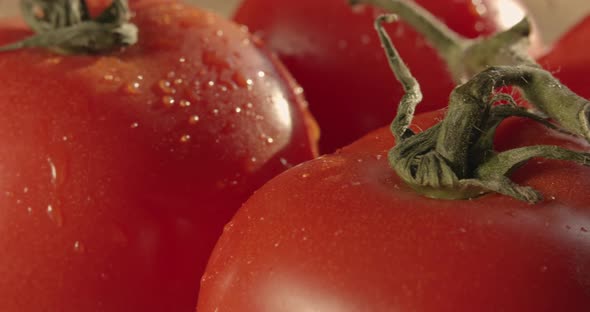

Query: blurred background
[0,0,588,45]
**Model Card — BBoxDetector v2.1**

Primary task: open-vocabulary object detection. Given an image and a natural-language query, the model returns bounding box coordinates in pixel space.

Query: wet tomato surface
[234,0,530,152]
[198,110,590,312]
[0,1,317,311]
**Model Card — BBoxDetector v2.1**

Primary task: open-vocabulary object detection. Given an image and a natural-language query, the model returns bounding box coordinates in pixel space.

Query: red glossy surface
[234,0,529,153]
[198,110,590,311]
[0,1,318,311]
[540,16,590,99]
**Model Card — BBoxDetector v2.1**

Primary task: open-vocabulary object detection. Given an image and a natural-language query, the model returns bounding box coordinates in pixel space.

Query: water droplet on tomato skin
[73,241,86,253]
[180,134,191,143]
[188,115,200,124]
[125,82,142,95]
[162,96,176,108]
[47,204,64,227]
[157,80,176,95]
[202,50,231,71]
[232,72,248,88]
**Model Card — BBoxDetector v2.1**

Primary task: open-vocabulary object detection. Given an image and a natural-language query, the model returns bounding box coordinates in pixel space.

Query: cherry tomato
[234,0,531,153]
[540,15,590,99]
[0,1,318,311]
[197,109,590,311]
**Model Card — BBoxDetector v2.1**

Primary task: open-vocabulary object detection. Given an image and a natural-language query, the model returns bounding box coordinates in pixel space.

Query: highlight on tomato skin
[196,110,590,312]
[233,0,535,154]
[0,0,318,311]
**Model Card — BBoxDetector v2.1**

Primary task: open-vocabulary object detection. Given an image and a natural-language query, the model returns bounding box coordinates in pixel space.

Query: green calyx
[374,15,590,204]
[0,0,138,54]
[350,0,536,83]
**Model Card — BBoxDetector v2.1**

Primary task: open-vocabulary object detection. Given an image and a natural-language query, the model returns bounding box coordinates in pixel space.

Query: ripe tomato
[0,1,317,311]
[234,0,532,153]
[197,109,590,311]
[540,15,590,99]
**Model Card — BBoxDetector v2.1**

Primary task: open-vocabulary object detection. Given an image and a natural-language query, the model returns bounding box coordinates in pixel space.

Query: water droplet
[47,158,57,186]
[234,107,242,113]
[246,102,253,109]
[294,87,304,95]
[180,134,191,143]
[274,242,280,247]
[73,241,86,253]
[162,96,175,108]
[158,80,176,94]
[216,29,224,37]
[279,158,292,168]
[266,137,274,144]
[257,71,266,78]
[103,74,115,81]
[212,109,219,115]
[26,206,33,215]
[125,82,141,95]
[189,115,200,124]
[179,100,191,107]
[208,81,215,87]
[202,50,231,70]
[130,122,139,129]
[232,72,248,87]
[47,204,63,227]
[246,79,254,86]
[179,57,186,63]
[301,173,310,178]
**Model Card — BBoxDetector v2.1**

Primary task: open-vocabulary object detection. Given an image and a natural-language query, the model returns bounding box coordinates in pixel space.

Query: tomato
[197,108,590,311]
[540,15,590,99]
[0,0,318,311]
[234,0,532,153]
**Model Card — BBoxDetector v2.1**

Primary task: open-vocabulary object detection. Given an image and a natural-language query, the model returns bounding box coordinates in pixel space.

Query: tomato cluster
[0,0,589,311]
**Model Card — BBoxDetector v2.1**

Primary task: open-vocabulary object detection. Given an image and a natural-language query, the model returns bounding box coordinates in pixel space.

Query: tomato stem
[350,0,535,83]
[375,15,590,203]
[0,0,137,54]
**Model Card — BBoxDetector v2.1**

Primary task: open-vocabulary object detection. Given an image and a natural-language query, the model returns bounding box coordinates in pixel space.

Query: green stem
[376,14,590,203]
[0,0,137,54]
[350,0,535,82]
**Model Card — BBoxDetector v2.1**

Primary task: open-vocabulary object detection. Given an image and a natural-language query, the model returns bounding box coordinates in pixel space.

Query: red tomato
[197,109,590,311]
[540,15,590,99]
[0,1,317,311]
[234,0,531,153]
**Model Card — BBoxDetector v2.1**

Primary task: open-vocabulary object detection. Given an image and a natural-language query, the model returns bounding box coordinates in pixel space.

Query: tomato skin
[0,1,317,311]
[234,0,528,153]
[198,110,590,311]
[540,15,590,100]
